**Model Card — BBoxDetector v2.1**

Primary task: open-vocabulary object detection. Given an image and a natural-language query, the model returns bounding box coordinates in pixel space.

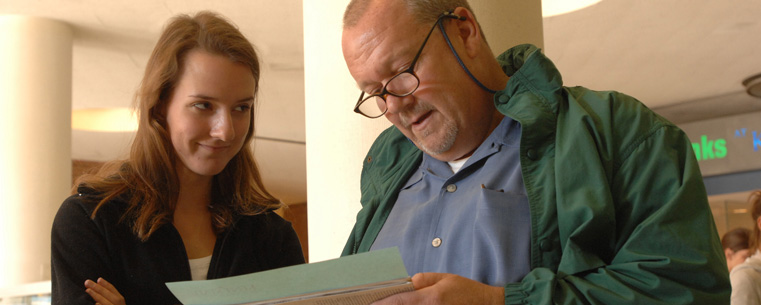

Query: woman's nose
[210,112,235,141]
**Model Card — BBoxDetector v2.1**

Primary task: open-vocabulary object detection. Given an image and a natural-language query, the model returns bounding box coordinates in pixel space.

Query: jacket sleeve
[271,214,307,267]
[504,125,730,304]
[51,195,114,305]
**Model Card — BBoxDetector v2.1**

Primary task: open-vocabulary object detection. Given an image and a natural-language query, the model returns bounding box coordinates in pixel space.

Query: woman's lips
[199,143,230,152]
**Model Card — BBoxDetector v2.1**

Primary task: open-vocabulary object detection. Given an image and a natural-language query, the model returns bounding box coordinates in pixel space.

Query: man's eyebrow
[356,82,374,92]
[356,63,396,93]
[357,47,419,93]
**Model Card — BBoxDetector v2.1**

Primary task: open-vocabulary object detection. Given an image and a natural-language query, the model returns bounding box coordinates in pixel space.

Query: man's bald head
[343,0,475,29]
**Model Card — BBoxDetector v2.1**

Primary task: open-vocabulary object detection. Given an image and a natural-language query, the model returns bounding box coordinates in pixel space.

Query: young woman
[51,11,304,304]
[731,190,761,305]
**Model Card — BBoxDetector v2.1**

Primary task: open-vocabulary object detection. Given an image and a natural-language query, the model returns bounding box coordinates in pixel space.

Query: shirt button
[539,239,551,251]
[527,149,538,160]
[446,184,457,193]
[498,94,509,104]
[432,237,442,248]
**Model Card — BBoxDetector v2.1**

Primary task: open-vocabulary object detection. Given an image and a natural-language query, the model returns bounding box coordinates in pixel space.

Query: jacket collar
[495,44,565,117]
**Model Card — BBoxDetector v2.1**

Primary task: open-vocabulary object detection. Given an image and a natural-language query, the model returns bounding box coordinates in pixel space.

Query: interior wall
[709,190,756,239]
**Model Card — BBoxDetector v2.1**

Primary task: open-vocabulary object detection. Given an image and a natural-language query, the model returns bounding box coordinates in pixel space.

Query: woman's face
[165,49,255,182]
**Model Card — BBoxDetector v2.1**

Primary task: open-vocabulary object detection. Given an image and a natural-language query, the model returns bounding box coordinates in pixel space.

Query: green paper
[166,247,410,305]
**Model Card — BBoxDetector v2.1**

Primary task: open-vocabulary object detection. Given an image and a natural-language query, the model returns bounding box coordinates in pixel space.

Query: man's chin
[416,128,457,155]
[417,139,451,158]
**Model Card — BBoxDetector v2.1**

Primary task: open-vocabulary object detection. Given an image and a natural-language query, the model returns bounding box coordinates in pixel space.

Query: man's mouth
[412,111,432,125]
[408,110,434,133]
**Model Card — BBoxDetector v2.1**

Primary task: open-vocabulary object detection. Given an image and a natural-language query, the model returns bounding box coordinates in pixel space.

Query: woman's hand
[84,277,126,305]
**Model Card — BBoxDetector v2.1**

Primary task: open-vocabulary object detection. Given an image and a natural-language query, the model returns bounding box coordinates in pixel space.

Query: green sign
[679,111,761,177]
[691,135,727,161]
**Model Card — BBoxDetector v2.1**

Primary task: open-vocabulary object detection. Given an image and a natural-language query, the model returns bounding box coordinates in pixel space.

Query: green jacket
[341,44,730,304]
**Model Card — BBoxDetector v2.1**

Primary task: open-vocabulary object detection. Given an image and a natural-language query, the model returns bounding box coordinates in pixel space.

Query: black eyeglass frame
[352,12,466,119]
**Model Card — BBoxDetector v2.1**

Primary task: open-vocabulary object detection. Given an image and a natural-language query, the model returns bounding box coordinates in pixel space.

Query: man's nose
[384,94,414,115]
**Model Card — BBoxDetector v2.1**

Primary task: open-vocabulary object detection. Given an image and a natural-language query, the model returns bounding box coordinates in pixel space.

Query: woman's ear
[451,7,483,59]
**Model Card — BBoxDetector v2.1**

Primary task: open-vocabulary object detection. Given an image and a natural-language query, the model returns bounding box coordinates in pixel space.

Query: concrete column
[0,16,73,288]
[304,1,543,262]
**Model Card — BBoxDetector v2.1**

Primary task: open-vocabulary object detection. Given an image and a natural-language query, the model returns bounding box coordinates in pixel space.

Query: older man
[340,0,730,304]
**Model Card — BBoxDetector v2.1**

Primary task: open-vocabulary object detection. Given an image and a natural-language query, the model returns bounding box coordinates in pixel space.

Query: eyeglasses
[353,12,466,119]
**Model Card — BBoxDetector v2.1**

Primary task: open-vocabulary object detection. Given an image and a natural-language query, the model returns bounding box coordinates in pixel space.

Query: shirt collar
[420,116,519,179]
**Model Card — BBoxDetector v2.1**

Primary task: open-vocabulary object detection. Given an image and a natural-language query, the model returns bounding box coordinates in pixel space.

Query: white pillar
[468,0,544,53]
[304,1,543,262]
[0,16,73,288]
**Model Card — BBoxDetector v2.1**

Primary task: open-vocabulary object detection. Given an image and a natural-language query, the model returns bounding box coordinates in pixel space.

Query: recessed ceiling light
[742,73,761,99]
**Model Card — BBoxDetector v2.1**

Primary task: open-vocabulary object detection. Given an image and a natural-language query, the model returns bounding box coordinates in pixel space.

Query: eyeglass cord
[438,20,498,94]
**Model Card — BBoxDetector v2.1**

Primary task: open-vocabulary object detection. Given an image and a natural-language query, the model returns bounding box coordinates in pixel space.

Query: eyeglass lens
[386,72,419,96]
[357,95,387,118]
[359,72,419,117]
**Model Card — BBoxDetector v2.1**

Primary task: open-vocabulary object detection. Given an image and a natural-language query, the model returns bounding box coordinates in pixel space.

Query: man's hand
[84,277,126,305]
[372,273,504,305]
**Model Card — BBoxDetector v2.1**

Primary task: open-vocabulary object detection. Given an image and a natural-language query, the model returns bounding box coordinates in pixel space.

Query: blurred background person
[722,227,750,272]
[731,190,761,305]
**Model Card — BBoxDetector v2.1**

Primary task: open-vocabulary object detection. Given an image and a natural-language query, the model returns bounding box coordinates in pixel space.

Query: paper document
[166,247,413,305]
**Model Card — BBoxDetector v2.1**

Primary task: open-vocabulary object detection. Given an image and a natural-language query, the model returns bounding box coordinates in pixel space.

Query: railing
[0,281,51,305]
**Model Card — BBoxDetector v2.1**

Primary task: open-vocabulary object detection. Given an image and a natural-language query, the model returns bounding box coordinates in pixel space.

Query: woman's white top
[189,255,212,281]
[731,249,761,305]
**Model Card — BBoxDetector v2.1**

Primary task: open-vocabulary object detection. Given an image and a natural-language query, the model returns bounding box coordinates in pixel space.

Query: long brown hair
[75,11,280,241]
[748,190,761,251]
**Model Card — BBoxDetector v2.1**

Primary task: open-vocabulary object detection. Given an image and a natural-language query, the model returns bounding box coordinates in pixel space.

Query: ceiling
[2,0,761,205]
[542,0,761,123]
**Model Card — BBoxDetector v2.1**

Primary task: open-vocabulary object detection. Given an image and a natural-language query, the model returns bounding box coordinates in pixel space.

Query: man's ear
[452,7,483,58]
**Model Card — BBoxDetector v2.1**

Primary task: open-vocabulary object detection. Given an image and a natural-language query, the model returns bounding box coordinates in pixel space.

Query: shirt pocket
[474,188,531,238]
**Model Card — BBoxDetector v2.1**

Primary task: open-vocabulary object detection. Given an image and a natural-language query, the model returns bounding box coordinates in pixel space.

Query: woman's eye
[192,102,211,110]
[235,104,252,112]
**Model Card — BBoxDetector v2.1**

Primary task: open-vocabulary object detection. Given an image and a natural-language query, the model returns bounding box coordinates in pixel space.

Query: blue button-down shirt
[370,117,531,286]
